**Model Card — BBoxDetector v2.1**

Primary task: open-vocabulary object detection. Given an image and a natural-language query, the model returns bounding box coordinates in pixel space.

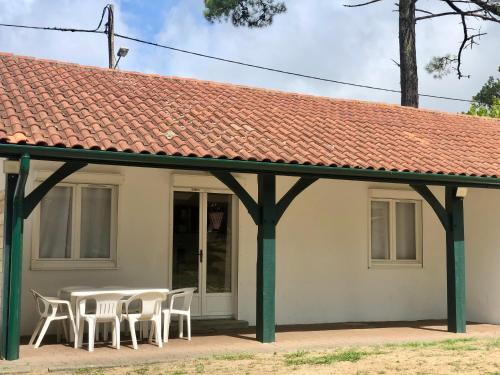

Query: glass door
[171,190,235,318]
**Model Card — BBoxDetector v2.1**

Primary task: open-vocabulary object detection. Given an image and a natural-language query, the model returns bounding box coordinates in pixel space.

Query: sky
[0,0,498,113]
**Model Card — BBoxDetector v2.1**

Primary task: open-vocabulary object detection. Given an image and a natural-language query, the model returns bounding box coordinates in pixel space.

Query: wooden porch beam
[410,184,450,230]
[23,161,87,219]
[1,154,29,360]
[445,186,466,333]
[275,177,318,224]
[211,171,260,225]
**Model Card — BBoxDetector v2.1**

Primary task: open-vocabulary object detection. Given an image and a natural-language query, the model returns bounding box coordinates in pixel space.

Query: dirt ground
[62,337,500,375]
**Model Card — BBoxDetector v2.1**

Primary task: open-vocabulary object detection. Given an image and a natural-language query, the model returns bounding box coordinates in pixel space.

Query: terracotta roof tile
[0,52,499,177]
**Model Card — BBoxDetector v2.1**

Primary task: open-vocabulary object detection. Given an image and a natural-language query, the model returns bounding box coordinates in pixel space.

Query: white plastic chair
[121,292,166,349]
[77,293,123,352]
[162,288,196,342]
[29,289,77,349]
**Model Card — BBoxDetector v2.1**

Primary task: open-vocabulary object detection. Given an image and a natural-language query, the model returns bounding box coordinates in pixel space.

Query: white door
[170,190,236,318]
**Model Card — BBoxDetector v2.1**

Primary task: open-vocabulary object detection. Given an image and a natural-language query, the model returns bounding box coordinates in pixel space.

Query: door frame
[168,186,239,319]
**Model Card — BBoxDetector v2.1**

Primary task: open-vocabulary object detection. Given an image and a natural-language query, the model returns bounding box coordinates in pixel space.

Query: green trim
[410,184,450,230]
[445,186,466,333]
[1,173,18,359]
[5,154,29,360]
[211,172,260,225]
[256,174,276,343]
[275,177,318,223]
[0,144,498,188]
[23,161,87,218]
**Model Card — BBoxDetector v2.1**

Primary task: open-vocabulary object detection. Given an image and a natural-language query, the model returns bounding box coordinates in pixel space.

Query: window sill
[369,260,423,269]
[30,259,119,271]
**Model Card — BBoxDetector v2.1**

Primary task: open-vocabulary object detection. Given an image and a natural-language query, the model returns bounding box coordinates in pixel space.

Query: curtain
[80,187,111,258]
[396,202,416,260]
[371,201,390,260]
[40,186,72,258]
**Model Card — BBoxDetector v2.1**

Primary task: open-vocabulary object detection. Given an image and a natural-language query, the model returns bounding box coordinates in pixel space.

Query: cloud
[0,0,498,113]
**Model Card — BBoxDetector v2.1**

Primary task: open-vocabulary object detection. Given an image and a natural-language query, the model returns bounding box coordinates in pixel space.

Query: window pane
[172,192,199,290]
[40,186,72,258]
[396,202,417,260]
[371,201,390,260]
[206,193,232,293]
[80,187,112,259]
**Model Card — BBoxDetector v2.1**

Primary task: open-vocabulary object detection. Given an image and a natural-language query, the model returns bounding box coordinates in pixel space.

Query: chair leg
[163,312,170,343]
[179,315,184,338]
[129,319,138,350]
[77,318,85,349]
[88,320,95,352]
[115,317,121,350]
[34,318,52,349]
[155,317,162,348]
[29,318,44,346]
[187,313,191,341]
[148,321,154,343]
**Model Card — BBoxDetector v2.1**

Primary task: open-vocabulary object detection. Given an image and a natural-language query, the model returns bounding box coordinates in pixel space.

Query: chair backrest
[79,293,123,319]
[31,289,51,317]
[125,292,166,319]
[168,288,196,312]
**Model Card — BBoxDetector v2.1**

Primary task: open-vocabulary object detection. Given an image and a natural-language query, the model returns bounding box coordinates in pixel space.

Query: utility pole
[107,4,115,69]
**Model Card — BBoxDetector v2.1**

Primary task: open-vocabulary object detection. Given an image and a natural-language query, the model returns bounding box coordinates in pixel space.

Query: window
[32,175,119,270]
[369,189,423,267]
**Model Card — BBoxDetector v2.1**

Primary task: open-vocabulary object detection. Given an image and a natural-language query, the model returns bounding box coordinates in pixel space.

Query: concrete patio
[1,320,500,374]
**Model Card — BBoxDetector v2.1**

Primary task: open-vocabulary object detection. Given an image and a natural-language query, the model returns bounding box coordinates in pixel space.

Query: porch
[2,321,500,374]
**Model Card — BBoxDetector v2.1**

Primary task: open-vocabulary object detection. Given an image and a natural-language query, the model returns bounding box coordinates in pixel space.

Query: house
[0,52,499,361]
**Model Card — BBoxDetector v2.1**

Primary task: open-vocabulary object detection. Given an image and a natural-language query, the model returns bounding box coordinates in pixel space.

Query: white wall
[0,160,498,335]
[19,161,171,335]
[238,177,448,325]
[466,188,500,324]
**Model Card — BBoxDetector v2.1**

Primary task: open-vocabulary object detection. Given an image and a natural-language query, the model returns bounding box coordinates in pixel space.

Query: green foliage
[465,76,500,118]
[203,0,286,27]
[467,97,500,118]
[472,76,500,107]
[425,54,458,79]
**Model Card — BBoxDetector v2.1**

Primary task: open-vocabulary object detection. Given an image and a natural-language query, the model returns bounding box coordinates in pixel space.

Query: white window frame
[368,189,423,268]
[31,171,122,270]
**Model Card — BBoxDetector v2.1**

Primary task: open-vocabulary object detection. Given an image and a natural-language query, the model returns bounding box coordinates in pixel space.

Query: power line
[0,19,476,104]
[114,33,474,104]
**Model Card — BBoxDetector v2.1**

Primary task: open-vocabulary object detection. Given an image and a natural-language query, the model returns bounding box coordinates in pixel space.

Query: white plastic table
[59,287,169,345]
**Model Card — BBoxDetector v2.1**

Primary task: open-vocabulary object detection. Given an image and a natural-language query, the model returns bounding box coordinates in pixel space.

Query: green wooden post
[445,187,466,333]
[3,155,29,360]
[1,172,18,359]
[256,174,276,343]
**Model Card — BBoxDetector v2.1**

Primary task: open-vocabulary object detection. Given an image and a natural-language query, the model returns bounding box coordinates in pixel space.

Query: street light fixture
[114,47,129,69]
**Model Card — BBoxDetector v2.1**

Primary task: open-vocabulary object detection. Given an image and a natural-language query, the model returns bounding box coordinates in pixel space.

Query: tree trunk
[399,0,419,108]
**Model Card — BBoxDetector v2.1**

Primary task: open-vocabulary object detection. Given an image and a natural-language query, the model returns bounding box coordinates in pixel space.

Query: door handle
[198,249,203,263]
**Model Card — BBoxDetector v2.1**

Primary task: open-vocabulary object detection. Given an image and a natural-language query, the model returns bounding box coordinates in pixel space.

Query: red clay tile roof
[0,52,499,177]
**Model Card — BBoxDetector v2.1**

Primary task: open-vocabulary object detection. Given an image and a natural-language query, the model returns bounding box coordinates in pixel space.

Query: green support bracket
[1,172,18,359]
[23,161,87,219]
[275,177,317,223]
[211,171,260,225]
[256,174,276,343]
[410,184,450,231]
[445,186,466,333]
[2,154,29,360]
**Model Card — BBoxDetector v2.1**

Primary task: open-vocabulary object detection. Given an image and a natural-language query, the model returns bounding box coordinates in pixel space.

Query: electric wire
[0,15,477,104]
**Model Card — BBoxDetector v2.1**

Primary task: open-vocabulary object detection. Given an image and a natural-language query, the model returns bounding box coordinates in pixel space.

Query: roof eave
[0,144,498,189]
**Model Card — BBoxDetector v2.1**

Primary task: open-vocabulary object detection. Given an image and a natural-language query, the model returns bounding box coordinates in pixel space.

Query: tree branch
[343,0,383,7]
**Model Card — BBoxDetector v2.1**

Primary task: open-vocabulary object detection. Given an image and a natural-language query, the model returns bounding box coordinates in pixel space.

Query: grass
[55,337,500,375]
[284,349,369,366]
[387,337,479,351]
[213,352,255,361]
